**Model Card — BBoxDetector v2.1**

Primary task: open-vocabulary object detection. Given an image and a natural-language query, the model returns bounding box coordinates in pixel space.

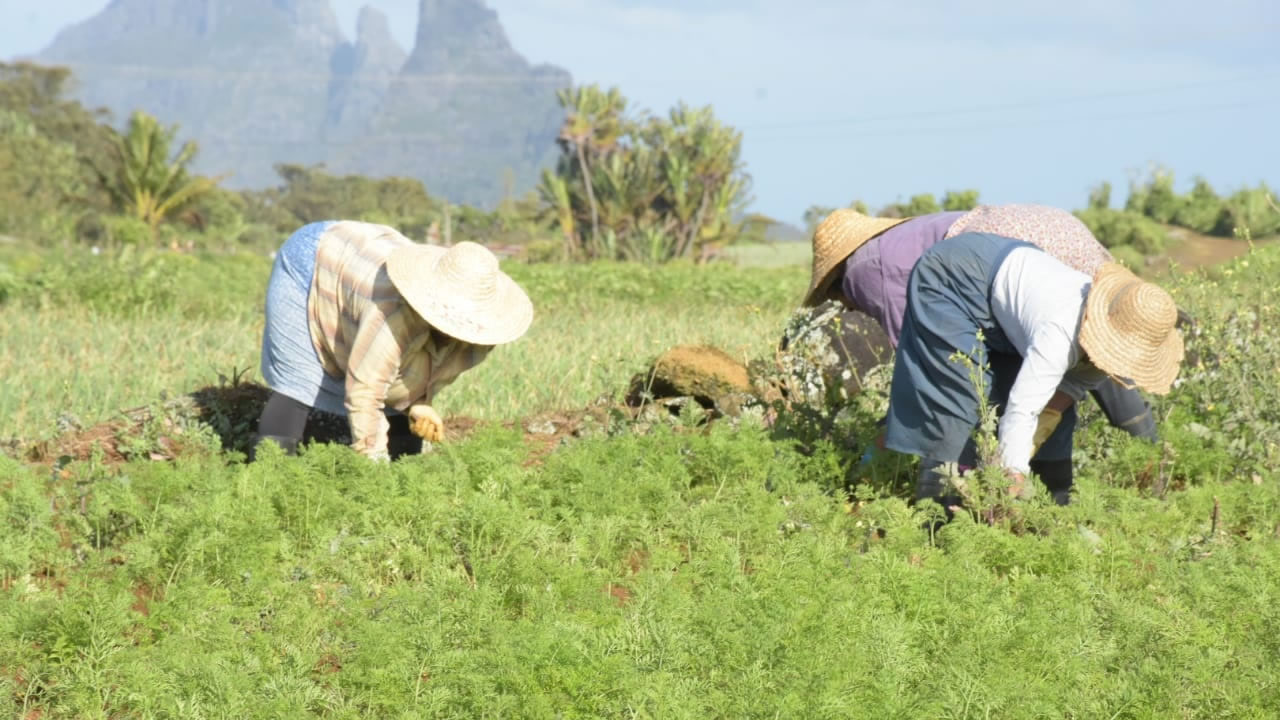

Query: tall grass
[0,308,257,437]
[0,248,807,439]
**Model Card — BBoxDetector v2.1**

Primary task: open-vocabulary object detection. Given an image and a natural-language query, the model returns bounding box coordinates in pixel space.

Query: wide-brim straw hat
[804,208,912,306]
[1078,263,1184,395]
[386,241,533,346]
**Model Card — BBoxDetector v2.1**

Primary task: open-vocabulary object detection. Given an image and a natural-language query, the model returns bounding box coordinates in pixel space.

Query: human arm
[997,326,1083,475]
[343,305,413,460]
[403,343,492,444]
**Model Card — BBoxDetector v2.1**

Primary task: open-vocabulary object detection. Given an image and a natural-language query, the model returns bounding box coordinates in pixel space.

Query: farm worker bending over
[803,205,1162,503]
[252,221,533,461]
[864,231,1181,505]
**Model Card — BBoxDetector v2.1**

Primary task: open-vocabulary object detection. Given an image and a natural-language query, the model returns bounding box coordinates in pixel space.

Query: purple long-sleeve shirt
[841,212,965,348]
[840,205,1114,349]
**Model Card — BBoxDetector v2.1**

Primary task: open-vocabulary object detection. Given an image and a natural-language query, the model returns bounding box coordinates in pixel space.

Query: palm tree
[97,111,219,231]
[554,85,626,255]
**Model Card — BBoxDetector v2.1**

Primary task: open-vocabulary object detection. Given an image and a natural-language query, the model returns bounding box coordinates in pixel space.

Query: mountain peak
[403,0,525,74]
[34,0,571,207]
[351,5,407,71]
[40,0,344,66]
[356,4,395,43]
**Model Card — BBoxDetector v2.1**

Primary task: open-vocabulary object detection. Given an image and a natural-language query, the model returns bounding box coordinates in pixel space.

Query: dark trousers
[251,392,422,459]
[1089,380,1157,441]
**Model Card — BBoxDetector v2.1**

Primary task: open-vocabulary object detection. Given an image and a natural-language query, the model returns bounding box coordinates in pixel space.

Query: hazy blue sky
[2,0,1277,224]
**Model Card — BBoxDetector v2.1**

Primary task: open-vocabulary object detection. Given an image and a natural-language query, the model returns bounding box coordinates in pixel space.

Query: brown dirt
[605,583,632,607]
[23,422,129,466]
[313,654,343,675]
[13,345,755,470]
[625,549,650,576]
[131,583,162,617]
[1151,226,1277,274]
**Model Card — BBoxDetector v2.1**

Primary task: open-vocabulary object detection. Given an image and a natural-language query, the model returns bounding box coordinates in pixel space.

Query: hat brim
[803,215,911,306]
[1078,264,1183,395]
[386,245,533,346]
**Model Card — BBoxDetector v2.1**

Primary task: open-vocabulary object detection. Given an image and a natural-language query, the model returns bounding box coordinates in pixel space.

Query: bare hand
[1006,470,1032,500]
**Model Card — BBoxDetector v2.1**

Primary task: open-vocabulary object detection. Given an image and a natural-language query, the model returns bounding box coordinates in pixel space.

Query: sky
[2,0,1278,226]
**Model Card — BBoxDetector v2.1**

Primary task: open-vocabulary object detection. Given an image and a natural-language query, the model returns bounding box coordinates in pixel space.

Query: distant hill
[38,0,571,207]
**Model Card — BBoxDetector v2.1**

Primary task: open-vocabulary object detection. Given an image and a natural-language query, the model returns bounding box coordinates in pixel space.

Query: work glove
[1031,407,1063,457]
[408,404,445,443]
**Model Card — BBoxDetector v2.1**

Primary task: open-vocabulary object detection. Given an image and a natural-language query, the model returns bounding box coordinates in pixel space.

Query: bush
[1219,185,1280,238]
[1127,167,1181,223]
[1074,208,1169,255]
[0,110,86,242]
[1087,181,1112,210]
[102,214,154,246]
[1106,243,1145,270]
[942,189,980,211]
[1172,177,1225,234]
[1120,170,1278,239]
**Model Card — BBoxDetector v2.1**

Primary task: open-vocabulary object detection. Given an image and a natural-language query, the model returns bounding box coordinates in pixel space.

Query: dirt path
[1157,226,1276,273]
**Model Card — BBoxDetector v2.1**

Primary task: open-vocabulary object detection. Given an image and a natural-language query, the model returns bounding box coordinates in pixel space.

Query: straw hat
[804,208,911,306]
[386,241,533,346]
[1078,263,1184,395]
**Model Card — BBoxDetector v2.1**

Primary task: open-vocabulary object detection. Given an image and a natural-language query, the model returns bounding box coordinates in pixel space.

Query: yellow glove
[408,404,445,443]
[1031,407,1063,456]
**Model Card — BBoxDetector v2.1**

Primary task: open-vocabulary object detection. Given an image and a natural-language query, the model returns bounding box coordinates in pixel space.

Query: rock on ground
[626,344,754,416]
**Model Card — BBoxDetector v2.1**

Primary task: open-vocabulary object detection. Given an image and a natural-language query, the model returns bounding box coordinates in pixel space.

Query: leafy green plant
[1172,176,1225,233]
[1220,184,1280,238]
[1074,207,1169,254]
[95,111,220,233]
[1087,181,1112,210]
[941,189,980,211]
[539,85,752,263]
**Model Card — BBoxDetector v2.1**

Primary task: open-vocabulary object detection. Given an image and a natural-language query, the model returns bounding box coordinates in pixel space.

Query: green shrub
[187,185,249,233]
[1087,181,1112,210]
[942,189,980,211]
[1106,243,1145,270]
[1074,208,1169,254]
[1127,167,1181,223]
[1219,185,1280,238]
[102,214,154,246]
[0,110,86,242]
[1120,170,1278,238]
[1170,176,1226,234]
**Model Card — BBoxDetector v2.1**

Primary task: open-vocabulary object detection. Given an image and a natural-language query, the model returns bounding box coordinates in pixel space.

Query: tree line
[1,61,1275,264]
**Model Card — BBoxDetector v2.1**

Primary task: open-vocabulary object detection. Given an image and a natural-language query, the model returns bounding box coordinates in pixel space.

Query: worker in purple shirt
[803,205,1159,504]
